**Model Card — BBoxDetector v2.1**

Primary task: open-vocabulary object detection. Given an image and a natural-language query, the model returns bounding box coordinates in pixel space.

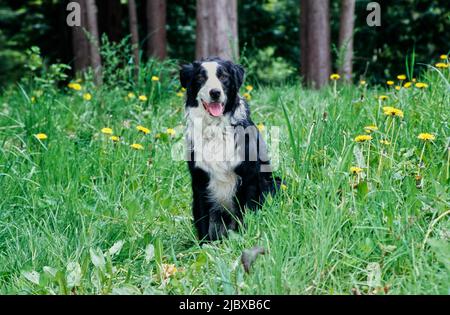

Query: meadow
[0,56,449,295]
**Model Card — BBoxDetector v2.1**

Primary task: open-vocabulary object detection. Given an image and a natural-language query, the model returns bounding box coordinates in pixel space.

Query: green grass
[0,63,449,295]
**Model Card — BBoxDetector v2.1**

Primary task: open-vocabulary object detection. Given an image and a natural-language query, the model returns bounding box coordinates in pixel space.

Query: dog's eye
[218,73,229,81]
[196,74,205,83]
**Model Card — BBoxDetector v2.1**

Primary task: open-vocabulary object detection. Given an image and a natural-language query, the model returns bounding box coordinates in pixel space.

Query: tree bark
[300,0,331,89]
[300,0,309,83]
[85,0,102,85]
[71,0,90,74]
[196,0,239,61]
[338,0,355,82]
[128,0,140,78]
[98,0,123,42]
[146,0,167,60]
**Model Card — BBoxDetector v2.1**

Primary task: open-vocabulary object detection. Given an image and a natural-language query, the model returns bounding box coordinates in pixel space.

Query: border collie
[180,57,279,242]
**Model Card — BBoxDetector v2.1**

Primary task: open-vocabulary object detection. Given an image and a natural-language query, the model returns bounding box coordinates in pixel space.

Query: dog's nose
[209,89,221,100]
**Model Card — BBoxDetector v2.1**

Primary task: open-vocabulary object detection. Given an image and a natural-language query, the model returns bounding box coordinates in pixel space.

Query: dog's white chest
[186,109,242,210]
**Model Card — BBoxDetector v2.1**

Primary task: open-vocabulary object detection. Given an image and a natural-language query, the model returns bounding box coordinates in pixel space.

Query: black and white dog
[180,57,279,242]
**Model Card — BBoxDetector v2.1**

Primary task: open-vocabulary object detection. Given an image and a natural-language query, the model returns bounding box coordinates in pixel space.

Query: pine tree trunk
[128,0,140,78]
[98,0,123,42]
[338,0,355,82]
[195,0,239,61]
[86,0,102,85]
[300,0,331,89]
[300,0,309,83]
[71,0,90,74]
[146,0,167,60]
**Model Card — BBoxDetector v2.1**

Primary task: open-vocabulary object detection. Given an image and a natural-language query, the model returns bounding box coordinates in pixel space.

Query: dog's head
[180,57,245,117]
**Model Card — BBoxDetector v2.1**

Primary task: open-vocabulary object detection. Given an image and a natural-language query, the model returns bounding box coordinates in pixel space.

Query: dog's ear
[233,64,245,89]
[180,63,194,89]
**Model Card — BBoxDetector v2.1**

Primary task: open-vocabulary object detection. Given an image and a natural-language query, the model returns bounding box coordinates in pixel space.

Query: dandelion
[379,95,388,101]
[403,82,412,88]
[330,74,340,80]
[395,86,401,91]
[364,125,378,133]
[130,143,144,150]
[386,80,394,86]
[397,74,407,80]
[383,106,404,118]
[68,82,82,91]
[435,62,448,69]
[257,123,265,132]
[350,166,363,175]
[127,92,136,99]
[440,54,448,60]
[34,133,48,140]
[243,93,251,101]
[101,127,113,135]
[280,184,287,191]
[354,135,372,143]
[161,264,178,279]
[139,95,148,102]
[83,93,92,101]
[359,80,367,86]
[245,85,254,91]
[176,92,184,97]
[166,128,176,136]
[110,136,120,142]
[417,133,435,141]
[151,76,159,82]
[415,82,428,89]
[380,139,391,145]
[136,125,150,135]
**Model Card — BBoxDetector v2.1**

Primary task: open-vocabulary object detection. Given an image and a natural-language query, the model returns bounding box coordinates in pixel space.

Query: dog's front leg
[208,206,230,241]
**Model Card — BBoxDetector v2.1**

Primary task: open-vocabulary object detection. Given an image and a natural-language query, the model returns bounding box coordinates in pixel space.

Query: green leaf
[108,240,125,256]
[90,247,106,269]
[66,262,81,288]
[112,285,141,295]
[22,270,40,285]
[145,244,155,263]
[356,181,369,199]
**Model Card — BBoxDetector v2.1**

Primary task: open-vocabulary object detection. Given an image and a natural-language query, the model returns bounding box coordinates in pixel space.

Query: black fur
[180,57,280,242]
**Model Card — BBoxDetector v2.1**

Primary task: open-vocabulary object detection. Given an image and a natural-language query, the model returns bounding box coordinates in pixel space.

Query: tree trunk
[300,0,309,83]
[196,0,239,61]
[85,0,102,85]
[98,0,123,42]
[146,0,167,60]
[128,0,140,78]
[71,0,90,74]
[300,0,331,89]
[338,0,355,82]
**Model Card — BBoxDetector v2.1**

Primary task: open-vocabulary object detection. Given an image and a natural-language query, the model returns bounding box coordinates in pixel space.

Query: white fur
[197,62,227,105]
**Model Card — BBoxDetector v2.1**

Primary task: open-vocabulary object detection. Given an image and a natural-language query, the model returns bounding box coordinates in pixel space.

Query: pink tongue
[207,103,224,117]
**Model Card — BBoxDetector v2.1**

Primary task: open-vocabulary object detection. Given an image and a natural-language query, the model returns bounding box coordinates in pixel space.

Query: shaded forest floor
[0,64,449,294]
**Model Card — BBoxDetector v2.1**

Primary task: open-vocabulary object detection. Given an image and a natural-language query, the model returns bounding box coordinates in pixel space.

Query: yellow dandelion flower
[245,85,254,92]
[166,128,176,136]
[257,123,265,132]
[243,93,252,101]
[101,127,113,135]
[397,74,407,80]
[151,76,159,82]
[435,62,448,69]
[68,82,82,91]
[364,125,378,133]
[83,93,92,101]
[403,82,412,88]
[176,92,184,97]
[354,135,372,143]
[415,82,428,89]
[127,92,136,99]
[330,73,340,80]
[130,143,144,150]
[136,125,150,134]
[383,107,404,118]
[380,139,391,145]
[386,80,394,86]
[110,136,120,142]
[359,80,367,86]
[34,133,48,140]
[161,264,177,279]
[280,184,287,191]
[139,95,148,102]
[395,85,401,91]
[417,133,435,141]
[350,166,363,174]
[379,95,388,101]
[412,78,417,83]
[440,54,448,60]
